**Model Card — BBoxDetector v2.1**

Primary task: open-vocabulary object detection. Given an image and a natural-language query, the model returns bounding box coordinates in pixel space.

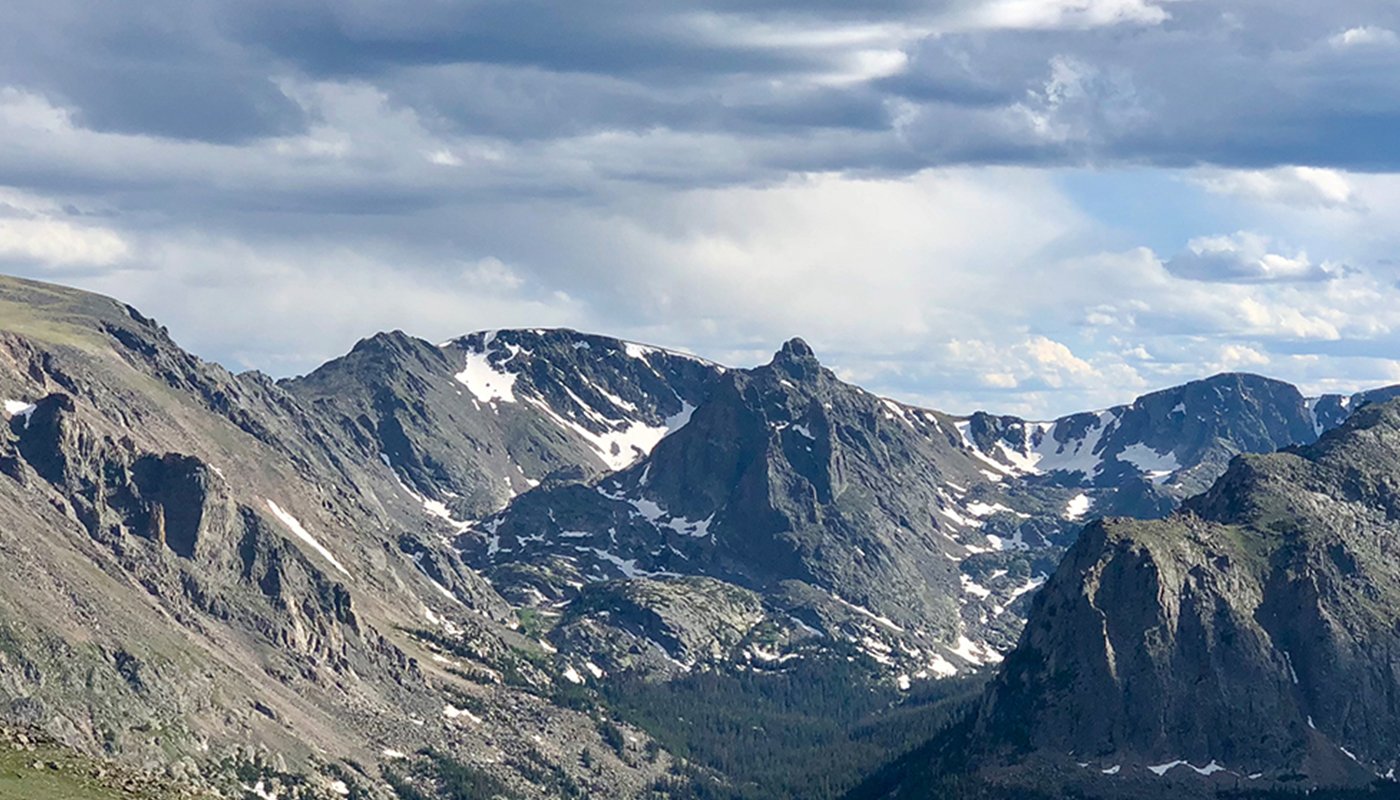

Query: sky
[3,0,1400,417]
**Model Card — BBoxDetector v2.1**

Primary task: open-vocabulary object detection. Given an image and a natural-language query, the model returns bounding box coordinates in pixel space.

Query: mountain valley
[2,273,1399,799]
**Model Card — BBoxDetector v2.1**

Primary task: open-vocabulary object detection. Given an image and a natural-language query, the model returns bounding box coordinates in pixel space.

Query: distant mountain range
[3,273,1399,799]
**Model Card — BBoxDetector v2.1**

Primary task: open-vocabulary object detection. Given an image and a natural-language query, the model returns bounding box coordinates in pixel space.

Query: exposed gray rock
[0,275,681,798]
[915,399,1400,797]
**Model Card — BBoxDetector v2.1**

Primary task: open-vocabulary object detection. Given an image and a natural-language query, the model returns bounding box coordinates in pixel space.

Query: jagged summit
[347,328,421,354]
[768,336,822,379]
[776,336,817,361]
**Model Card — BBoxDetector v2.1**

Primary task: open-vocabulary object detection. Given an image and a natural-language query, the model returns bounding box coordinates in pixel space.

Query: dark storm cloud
[6,0,1400,170]
[2,0,306,142]
[220,0,937,78]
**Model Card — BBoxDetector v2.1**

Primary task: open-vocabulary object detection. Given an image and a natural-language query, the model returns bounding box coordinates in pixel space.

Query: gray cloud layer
[4,0,1400,415]
[7,0,1400,170]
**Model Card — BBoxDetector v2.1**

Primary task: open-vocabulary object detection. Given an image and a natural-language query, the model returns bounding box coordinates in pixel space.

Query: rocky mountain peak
[778,336,816,360]
[348,329,419,355]
[767,337,817,375]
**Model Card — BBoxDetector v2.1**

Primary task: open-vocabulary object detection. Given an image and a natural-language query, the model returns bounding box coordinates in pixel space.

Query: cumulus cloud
[1165,232,1343,283]
[1193,167,1361,210]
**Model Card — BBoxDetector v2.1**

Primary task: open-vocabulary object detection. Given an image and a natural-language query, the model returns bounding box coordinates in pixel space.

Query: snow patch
[960,575,991,599]
[938,505,981,528]
[1304,397,1326,435]
[2,399,36,428]
[578,547,644,578]
[443,704,482,724]
[1148,761,1184,777]
[949,635,1001,666]
[1008,574,1046,602]
[1283,650,1299,684]
[831,593,906,632]
[956,410,1117,482]
[1118,443,1180,482]
[927,654,959,678]
[527,396,694,470]
[1149,759,1227,777]
[265,500,350,576]
[1064,493,1093,520]
[966,501,1017,517]
[454,347,519,404]
[422,498,474,531]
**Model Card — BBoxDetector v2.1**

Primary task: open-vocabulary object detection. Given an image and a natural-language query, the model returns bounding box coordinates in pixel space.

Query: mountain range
[3,273,1400,799]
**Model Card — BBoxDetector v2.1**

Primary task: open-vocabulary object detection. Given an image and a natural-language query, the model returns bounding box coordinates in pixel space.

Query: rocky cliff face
[894,399,1400,798]
[460,344,1392,691]
[0,276,678,798]
[465,338,1090,681]
[284,327,723,519]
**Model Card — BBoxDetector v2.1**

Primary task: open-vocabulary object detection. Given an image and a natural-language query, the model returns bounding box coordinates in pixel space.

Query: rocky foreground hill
[1,272,1397,799]
[853,398,1400,799]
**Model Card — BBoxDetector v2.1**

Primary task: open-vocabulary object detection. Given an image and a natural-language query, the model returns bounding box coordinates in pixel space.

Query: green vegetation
[0,739,186,800]
[599,653,987,800]
[0,275,128,352]
[386,750,519,800]
[598,719,628,758]
[515,607,556,639]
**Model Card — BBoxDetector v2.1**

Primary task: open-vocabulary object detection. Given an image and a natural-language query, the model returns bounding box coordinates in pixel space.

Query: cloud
[1212,343,1270,369]
[68,236,589,373]
[3,0,1400,418]
[0,187,128,268]
[2,2,305,142]
[954,0,1176,31]
[1330,26,1400,49]
[1164,232,1343,283]
[2,0,1398,174]
[889,4,1400,170]
[1193,167,1361,210]
[6,163,1400,419]
[940,333,1149,413]
[0,218,128,268]
[460,257,525,292]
